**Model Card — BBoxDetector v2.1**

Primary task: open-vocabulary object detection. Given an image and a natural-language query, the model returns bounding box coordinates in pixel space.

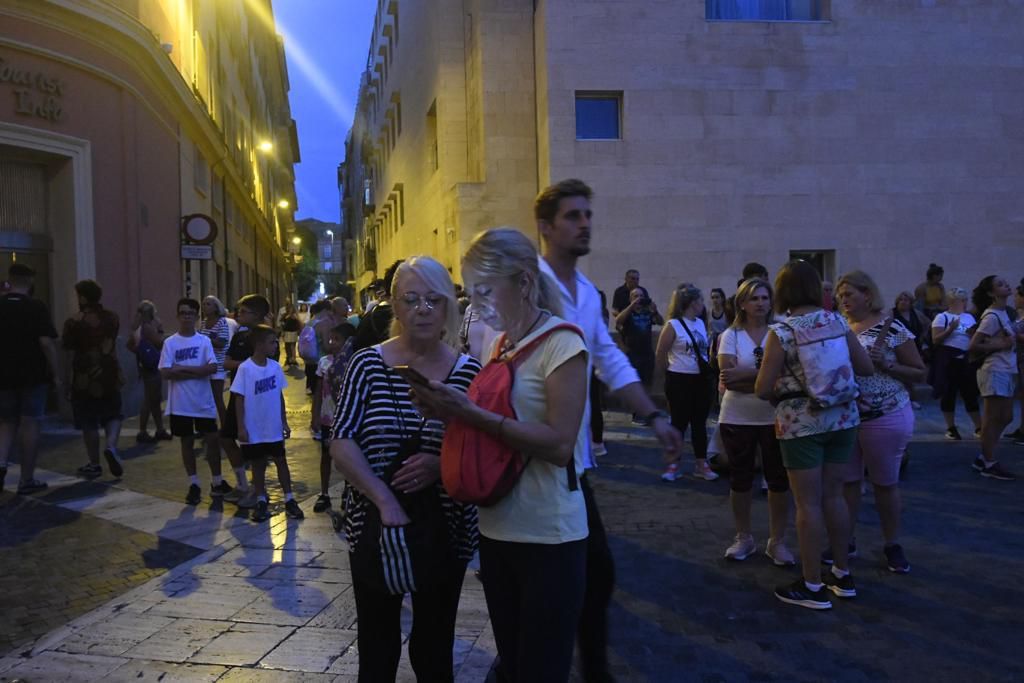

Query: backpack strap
[496,321,584,492]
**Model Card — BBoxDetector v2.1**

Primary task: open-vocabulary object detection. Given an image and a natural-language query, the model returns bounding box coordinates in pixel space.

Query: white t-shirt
[932,311,975,352]
[478,317,590,545]
[977,308,1018,373]
[717,327,775,425]
[230,358,287,444]
[159,333,217,419]
[666,318,708,374]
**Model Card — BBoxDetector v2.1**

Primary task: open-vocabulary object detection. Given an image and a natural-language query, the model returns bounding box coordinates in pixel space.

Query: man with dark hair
[536,178,683,683]
[611,269,640,317]
[0,264,59,494]
[742,262,770,281]
[63,279,125,479]
[915,263,946,319]
[352,260,402,352]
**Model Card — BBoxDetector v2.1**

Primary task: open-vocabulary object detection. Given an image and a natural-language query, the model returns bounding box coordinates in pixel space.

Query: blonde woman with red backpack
[755,261,874,610]
[412,228,589,683]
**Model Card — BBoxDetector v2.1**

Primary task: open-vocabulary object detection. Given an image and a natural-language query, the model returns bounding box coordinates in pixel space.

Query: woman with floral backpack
[755,261,874,610]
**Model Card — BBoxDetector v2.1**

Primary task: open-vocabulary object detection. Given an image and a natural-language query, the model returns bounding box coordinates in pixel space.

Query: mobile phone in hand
[393,364,430,386]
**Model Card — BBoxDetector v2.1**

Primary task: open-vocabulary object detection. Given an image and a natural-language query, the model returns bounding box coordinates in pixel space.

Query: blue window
[575,93,621,140]
[706,0,827,21]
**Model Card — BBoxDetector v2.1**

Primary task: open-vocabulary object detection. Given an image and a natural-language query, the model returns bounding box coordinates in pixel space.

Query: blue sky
[273,1,377,222]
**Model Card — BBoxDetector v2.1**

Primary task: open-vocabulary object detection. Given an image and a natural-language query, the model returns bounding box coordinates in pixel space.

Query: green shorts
[779,427,858,470]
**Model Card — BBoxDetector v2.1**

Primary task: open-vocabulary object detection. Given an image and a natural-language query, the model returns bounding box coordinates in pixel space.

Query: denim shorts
[977,369,1019,399]
[0,384,49,420]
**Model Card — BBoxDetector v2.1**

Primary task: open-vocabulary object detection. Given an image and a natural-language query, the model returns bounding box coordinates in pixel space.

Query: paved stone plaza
[1,367,1022,681]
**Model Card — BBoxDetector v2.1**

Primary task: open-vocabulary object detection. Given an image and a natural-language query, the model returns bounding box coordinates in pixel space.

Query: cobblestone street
[1,365,1022,681]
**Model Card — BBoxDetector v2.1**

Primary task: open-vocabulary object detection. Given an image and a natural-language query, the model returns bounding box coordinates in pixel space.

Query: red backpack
[441,322,583,507]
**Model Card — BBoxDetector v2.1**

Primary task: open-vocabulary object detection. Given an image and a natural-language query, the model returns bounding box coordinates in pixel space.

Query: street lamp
[258,140,274,153]
[291,236,302,246]
[325,229,334,241]
[277,199,290,209]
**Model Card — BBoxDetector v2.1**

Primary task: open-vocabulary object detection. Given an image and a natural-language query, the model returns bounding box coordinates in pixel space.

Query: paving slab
[187,622,295,666]
[259,627,358,672]
[105,660,228,682]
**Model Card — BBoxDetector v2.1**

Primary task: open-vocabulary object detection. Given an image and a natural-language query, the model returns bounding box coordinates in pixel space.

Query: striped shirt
[331,345,481,560]
[199,317,230,380]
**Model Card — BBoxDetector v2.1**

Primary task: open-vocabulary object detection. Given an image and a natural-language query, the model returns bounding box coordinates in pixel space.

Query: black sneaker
[210,481,233,498]
[884,544,911,574]
[944,427,962,441]
[313,494,332,513]
[0,465,6,492]
[821,540,858,565]
[16,479,48,495]
[155,430,173,441]
[823,571,857,598]
[774,579,832,610]
[77,463,102,478]
[252,499,270,522]
[103,448,124,478]
[974,428,982,438]
[979,461,1016,481]
[136,431,156,444]
[185,484,201,505]
[285,499,305,519]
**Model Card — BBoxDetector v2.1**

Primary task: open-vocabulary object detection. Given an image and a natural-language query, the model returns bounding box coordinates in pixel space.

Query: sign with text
[1,56,64,123]
[181,244,213,260]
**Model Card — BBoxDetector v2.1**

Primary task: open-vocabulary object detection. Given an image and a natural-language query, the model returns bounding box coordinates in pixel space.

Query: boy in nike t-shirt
[159,298,232,505]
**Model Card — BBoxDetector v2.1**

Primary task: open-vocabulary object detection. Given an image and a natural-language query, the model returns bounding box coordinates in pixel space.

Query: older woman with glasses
[411,228,590,683]
[718,279,793,565]
[330,256,481,682]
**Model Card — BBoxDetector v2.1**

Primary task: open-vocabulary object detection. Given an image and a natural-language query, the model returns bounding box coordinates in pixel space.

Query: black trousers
[665,371,712,459]
[481,535,587,683]
[578,473,616,682]
[940,356,981,414]
[351,558,466,682]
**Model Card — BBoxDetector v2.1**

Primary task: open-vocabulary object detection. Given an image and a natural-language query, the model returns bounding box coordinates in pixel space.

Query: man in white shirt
[536,178,683,683]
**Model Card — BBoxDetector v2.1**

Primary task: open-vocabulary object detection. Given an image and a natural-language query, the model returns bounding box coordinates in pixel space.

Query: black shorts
[220,393,239,440]
[240,440,285,462]
[170,414,219,437]
[72,395,122,431]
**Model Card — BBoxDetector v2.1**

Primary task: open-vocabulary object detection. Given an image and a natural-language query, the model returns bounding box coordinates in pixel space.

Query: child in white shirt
[159,298,230,505]
[231,324,300,522]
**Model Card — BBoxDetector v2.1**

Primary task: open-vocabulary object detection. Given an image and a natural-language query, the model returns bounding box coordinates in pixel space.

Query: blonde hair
[837,270,884,314]
[667,283,701,321]
[461,227,564,318]
[389,255,461,348]
[946,287,968,305]
[136,299,157,321]
[731,279,774,328]
[202,295,228,317]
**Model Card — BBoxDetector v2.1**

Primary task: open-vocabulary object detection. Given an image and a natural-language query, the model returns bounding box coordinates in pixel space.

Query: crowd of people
[1,177,1022,679]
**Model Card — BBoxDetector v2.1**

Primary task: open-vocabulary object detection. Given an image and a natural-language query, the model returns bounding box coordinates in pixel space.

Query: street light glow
[277,199,290,209]
[292,236,302,245]
[258,140,274,153]
[325,229,334,237]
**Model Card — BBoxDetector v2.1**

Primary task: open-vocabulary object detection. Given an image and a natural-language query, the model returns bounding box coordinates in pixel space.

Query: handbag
[136,337,161,371]
[679,319,713,378]
[350,381,454,596]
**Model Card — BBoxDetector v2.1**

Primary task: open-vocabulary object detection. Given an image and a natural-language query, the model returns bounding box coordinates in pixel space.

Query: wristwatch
[645,409,670,424]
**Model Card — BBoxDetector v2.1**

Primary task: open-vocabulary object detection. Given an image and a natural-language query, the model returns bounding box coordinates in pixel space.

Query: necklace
[501,309,548,355]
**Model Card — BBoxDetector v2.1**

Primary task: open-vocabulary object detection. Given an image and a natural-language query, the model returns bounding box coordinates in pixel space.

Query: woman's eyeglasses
[399,293,445,311]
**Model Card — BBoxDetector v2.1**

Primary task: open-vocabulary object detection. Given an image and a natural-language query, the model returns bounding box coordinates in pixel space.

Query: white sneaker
[592,442,607,457]
[765,538,797,566]
[761,476,769,493]
[695,460,719,481]
[236,489,258,509]
[725,534,756,561]
[661,463,680,482]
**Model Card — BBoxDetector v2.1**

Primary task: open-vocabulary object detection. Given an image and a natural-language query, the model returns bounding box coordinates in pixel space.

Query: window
[789,249,836,284]
[575,92,622,140]
[706,0,828,21]
[323,244,333,259]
